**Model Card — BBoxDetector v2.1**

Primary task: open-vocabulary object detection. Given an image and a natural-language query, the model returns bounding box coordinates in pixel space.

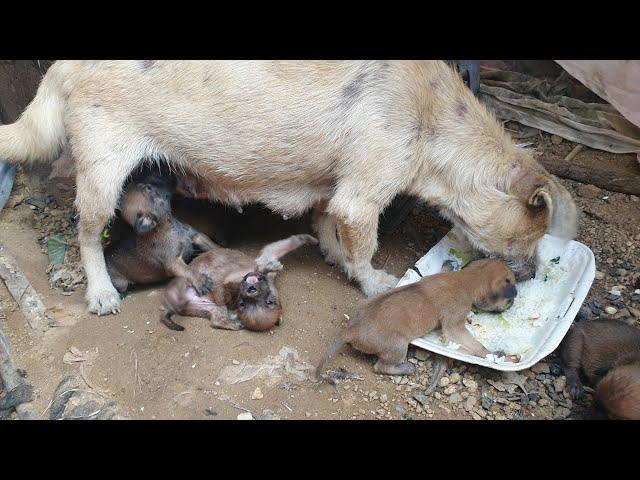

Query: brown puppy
[560,319,640,397]
[316,258,517,380]
[106,176,217,298]
[161,234,318,332]
[593,358,640,420]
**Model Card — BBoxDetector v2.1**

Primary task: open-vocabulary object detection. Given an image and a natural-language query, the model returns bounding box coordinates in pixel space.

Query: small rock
[237,412,254,420]
[553,407,571,420]
[551,134,563,145]
[462,378,477,391]
[251,387,264,400]
[615,268,627,277]
[595,270,605,280]
[531,362,550,375]
[605,306,618,315]
[439,376,450,387]
[232,359,240,365]
[629,307,640,319]
[554,376,566,393]
[449,372,461,384]
[413,393,429,407]
[444,385,456,395]
[449,393,462,404]
[528,392,540,403]
[464,396,477,411]
[380,394,388,403]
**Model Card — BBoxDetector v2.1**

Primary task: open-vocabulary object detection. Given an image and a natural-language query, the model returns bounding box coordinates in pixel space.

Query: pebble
[531,362,550,375]
[462,378,477,391]
[553,407,571,420]
[629,307,640,319]
[449,393,462,404]
[605,306,618,315]
[554,376,566,393]
[449,372,461,384]
[551,134,563,145]
[380,394,388,403]
[439,377,450,387]
[576,184,601,199]
[615,268,628,277]
[251,387,264,400]
[464,396,477,411]
[444,386,457,395]
[594,270,605,280]
[237,412,254,420]
[232,359,240,365]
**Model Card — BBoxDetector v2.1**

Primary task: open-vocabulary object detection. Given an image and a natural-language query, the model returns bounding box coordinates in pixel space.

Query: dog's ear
[134,214,157,235]
[508,164,578,240]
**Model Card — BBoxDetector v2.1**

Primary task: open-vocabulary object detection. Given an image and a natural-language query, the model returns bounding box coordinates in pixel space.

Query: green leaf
[47,234,67,265]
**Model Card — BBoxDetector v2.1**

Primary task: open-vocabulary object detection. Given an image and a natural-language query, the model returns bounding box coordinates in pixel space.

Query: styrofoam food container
[396,229,595,371]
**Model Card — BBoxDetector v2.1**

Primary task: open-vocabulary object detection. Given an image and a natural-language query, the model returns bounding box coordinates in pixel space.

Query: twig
[131,351,142,400]
[282,403,293,412]
[228,400,253,415]
[563,144,585,163]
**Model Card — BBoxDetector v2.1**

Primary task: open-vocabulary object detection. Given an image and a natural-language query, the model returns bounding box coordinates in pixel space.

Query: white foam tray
[397,229,595,371]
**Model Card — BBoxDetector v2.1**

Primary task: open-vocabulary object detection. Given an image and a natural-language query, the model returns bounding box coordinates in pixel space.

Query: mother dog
[0,61,577,315]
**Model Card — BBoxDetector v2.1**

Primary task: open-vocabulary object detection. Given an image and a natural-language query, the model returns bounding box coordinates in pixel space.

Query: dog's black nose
[248,286,257,293]
[502,284,517,300]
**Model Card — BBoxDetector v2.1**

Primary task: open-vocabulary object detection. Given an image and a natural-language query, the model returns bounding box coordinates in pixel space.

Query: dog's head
[233,272,282,331]
[120,180,173,235]
[442,150,578,282]
[466,258,517,313]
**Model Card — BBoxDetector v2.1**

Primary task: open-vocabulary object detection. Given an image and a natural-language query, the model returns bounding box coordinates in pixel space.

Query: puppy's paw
[86,286,122,316]
[194,274,213,296]
[565,381,586,399]
[256,258,283,273]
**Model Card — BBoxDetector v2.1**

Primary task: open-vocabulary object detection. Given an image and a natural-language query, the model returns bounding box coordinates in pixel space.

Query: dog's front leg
[328,198,398,297]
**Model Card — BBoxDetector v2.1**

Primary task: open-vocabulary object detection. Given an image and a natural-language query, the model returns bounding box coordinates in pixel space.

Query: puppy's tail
[315,335,347,384]
[0,62,70,164]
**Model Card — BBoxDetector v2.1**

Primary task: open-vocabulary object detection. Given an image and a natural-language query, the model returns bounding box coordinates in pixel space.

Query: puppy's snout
[502,283,517,300]
[247,285,257,294]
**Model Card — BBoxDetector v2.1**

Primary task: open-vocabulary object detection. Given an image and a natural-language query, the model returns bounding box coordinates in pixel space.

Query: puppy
[161,234,318,332]
[105,175,218,297]
[593,358,640,420]
[316,258,517,380]
[560,319,640,400]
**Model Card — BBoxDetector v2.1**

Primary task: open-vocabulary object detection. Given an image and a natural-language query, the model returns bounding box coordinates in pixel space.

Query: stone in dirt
[531,362,550,375]
[251,387,264,400]
[237,412,254,420]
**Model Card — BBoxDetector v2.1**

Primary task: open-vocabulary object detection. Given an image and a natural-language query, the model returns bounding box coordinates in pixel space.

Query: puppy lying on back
[162,234,318,332]
[106,174,218,297]
[560,319,640,419]
[316,258,517,380]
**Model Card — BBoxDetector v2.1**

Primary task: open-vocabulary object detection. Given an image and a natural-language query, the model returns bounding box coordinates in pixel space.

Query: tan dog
[316,258,517,379]
[0,61,576,315]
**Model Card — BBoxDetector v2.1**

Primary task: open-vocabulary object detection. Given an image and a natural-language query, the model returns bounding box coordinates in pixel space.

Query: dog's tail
[0,62,69,164]
[315,335,347,384]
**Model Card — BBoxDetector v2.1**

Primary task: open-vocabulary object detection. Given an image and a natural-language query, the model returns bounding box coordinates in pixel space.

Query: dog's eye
[238,301,245,308]
[266,299,275,306]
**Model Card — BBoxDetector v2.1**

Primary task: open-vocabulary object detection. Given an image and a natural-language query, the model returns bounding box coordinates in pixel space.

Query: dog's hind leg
[254,234,318,273]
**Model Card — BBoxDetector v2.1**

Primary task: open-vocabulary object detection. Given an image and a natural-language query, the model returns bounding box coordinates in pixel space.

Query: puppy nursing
[161,234,318,332]
[316,259,517,380]
[105,172,217,296]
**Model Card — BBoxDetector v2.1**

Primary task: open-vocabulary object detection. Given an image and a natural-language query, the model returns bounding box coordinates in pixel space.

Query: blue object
[0,161,17,211]
[458,60,480,95]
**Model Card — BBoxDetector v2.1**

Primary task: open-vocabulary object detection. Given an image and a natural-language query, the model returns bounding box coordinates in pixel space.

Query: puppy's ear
[134,214,157,235]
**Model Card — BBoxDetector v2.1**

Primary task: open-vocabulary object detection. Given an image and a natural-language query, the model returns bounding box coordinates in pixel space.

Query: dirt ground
[1,132,639,420]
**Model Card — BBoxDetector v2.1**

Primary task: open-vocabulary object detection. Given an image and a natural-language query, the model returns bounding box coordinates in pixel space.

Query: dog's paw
[86,286,122,315]
[256,258,283,273]
[361,270,398,297]
[565,381,586,399]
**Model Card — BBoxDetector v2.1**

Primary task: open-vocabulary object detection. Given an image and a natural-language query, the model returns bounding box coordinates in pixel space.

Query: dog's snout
[502,283,517,300]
